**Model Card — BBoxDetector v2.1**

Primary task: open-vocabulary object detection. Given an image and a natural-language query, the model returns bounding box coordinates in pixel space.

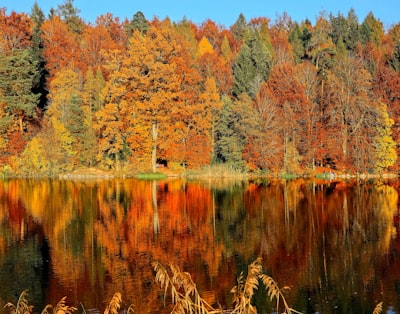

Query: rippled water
[0,178,399,313]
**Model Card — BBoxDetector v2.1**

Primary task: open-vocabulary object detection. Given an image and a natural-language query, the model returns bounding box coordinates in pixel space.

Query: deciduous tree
[41,16,83,79]
[0,9,32,53]
[123,21,185,171]
[325,55,375,171]
[373,102,397,172]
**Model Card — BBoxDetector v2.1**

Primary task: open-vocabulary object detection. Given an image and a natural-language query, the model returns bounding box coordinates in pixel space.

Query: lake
[0,178,399,314]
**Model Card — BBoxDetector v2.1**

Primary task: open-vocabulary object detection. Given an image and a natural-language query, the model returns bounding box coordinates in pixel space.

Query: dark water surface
[0,178,399,314]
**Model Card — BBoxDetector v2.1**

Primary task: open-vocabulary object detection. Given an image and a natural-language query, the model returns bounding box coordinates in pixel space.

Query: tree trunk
[151,119,158,172]
[19,116,23,133]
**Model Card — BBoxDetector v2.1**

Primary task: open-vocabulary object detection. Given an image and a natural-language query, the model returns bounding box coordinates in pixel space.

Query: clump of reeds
[103,292,134,314]
[41,296,77,314]
[4,290,33,314]
[8,259,383,314]
[231,257,301,314]
[152,261,221,314]
[4,290,77,314]
[153,258,301,314]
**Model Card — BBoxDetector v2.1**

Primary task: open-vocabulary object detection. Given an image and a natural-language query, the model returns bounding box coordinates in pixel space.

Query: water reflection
[0,178,398,313]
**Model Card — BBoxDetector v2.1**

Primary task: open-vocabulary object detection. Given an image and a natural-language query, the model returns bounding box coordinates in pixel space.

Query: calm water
[0,178,399,314]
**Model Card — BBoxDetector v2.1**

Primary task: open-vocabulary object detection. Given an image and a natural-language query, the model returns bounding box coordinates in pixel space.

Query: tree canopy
[1,4,400,176]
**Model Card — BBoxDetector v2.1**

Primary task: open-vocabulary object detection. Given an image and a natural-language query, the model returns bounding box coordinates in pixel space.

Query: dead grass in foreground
[3,258,383,314]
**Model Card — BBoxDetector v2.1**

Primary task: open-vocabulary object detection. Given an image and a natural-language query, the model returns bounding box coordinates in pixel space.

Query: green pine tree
[125,11,149,37]
[233,31,272,98]
[0,49,40,134]
[30,2,48,110]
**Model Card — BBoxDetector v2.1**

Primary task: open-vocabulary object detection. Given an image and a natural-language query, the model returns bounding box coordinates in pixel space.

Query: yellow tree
[198,36,214,56]
[46,68,93,168]
[373,102,397,173]
[124,20,183,172]
[199,76,222,162]
[95,52,130,169]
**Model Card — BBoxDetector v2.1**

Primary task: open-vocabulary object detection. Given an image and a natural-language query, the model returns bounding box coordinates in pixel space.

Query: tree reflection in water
[0,178,398,314]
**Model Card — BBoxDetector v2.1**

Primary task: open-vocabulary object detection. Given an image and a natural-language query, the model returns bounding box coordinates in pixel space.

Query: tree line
[1,0,400,176]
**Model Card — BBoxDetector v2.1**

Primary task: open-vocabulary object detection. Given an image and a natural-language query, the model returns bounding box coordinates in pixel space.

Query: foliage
[373,103,397,172]
[0,49,39,133]
[233,30,272,98]
[1,5,400,176]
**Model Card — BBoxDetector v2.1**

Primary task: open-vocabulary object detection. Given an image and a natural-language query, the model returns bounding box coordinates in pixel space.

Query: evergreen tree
[289,24,305,62]
[329,9,361,52]
[231,13,247,42]
[125,11,149,37]
[361,12,384,46]
[346,8,360,50]
[215,94,259,169]
[56,0,83,34]
[30,2,48,110]
[232,44,254,97]
[0,49,39,133]
[215,96,244,167]
[390,42,400,74]
[233,30,272,98]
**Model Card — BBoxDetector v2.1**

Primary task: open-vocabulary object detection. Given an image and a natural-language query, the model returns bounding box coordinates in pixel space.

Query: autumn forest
[1,0,400,176]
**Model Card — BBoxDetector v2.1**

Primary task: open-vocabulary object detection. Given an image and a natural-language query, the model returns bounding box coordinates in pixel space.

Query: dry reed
[41,297,77,314]
[152,261,221,314]
[4,290,33,314]
[373,301,383,314]
[231,257,301,314]
[5,259,383,314]
[104,293,122,314]
[4,290,76,314]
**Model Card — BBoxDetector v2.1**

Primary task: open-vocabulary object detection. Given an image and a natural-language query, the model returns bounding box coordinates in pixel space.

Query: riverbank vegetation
[1,1,400,178]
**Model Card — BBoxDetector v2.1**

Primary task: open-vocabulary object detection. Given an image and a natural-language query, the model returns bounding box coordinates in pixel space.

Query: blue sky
[2,0,399,29]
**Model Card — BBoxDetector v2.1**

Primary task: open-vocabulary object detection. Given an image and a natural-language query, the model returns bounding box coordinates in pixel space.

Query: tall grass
[4,259,384,314]
[152,261,220,314]
[187,164,248,178]
[3,291,132,314]
[230,257,301,314]
[4,290,76,314]
[41,297,77,314]
[152,258,300,314]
